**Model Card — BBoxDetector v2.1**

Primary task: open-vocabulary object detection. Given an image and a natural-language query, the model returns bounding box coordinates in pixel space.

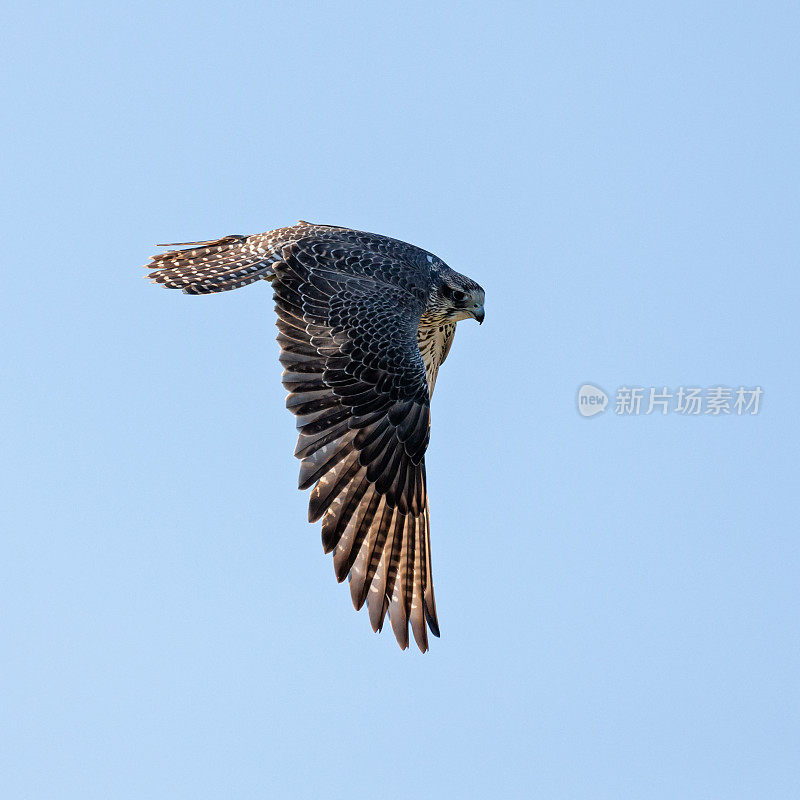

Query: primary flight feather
[145,221,485,651]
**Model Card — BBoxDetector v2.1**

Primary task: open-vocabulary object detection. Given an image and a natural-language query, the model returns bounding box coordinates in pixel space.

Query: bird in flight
[145,221,485,651]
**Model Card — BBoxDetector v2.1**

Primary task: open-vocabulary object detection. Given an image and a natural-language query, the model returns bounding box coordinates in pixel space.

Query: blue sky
[3,2,799,798]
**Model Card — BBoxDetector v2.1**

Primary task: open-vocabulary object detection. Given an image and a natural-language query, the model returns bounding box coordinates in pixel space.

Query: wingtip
[390,609,410,651]
[425,607,440,638]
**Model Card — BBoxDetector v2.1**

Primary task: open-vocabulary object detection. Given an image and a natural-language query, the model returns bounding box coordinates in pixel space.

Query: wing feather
[388,514,412,650]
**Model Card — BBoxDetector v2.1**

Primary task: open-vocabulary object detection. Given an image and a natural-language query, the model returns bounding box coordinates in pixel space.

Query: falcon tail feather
[145,234,277,294]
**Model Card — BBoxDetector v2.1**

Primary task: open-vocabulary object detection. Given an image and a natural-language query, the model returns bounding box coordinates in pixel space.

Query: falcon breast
[145,221,485,651]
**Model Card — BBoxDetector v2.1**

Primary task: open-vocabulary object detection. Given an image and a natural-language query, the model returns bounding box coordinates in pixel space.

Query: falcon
[145,221,485,651]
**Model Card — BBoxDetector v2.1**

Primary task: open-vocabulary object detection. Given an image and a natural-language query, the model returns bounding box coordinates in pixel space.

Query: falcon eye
[441,284,467,303]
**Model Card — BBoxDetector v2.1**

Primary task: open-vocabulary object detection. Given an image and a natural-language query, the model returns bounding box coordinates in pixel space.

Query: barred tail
[145,233,280,295]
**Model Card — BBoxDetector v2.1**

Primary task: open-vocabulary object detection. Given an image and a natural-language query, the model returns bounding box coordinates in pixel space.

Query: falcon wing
[274,239,439,651]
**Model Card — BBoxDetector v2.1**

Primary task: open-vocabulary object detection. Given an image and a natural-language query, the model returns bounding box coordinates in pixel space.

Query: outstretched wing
[274,238,439,651]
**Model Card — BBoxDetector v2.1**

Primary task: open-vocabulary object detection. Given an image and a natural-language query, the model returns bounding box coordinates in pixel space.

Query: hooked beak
[470,305,485,325]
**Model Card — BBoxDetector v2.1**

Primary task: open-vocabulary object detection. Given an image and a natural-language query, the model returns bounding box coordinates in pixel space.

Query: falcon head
[428,270,485,324]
